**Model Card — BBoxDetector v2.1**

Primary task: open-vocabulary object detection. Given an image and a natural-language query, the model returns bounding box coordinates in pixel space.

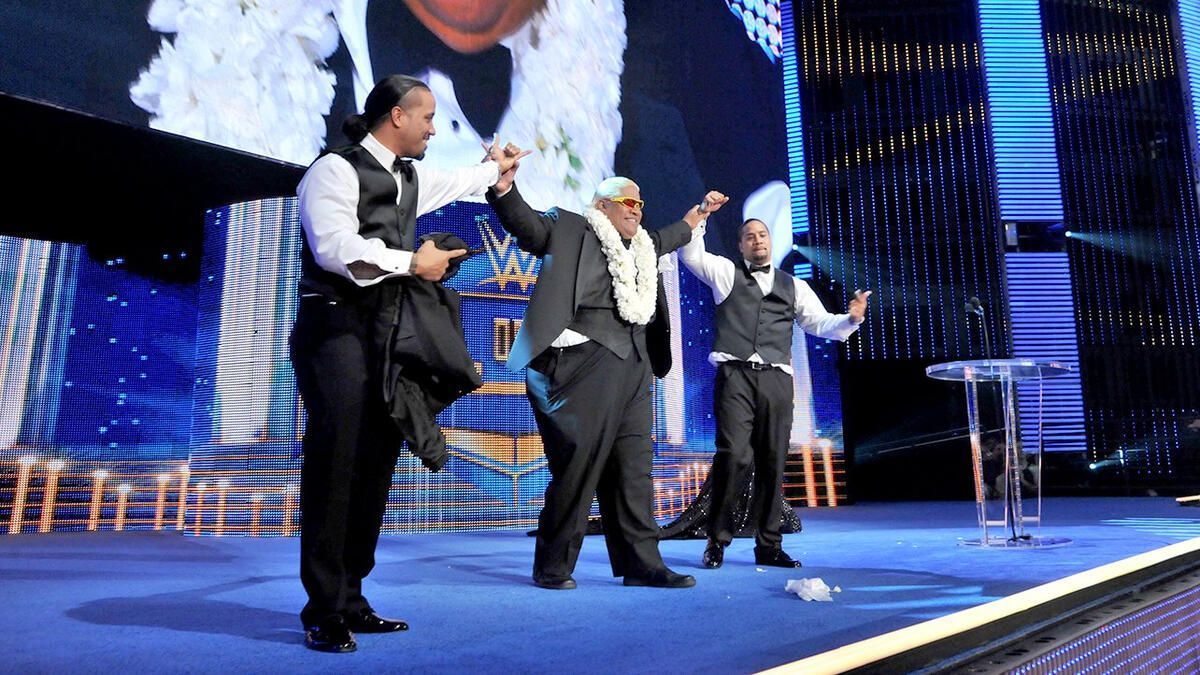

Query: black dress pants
[707,362,794,548]
[526,341,666,580]
[290,294,400,626]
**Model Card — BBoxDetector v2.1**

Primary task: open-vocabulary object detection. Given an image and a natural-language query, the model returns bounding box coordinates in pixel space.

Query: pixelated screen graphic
[0,197,844,534]
[0,1,847,535]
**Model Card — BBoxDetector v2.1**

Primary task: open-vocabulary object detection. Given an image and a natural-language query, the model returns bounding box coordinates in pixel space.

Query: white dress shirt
[296,132,500,286]
[678,223,860,374]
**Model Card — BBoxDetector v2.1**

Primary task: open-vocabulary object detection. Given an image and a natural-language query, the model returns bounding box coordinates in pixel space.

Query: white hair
[592,177,639,207]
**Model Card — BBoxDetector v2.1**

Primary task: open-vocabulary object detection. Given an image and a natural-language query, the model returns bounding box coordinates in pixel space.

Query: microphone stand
[967,297,993,363]
[965,297,1026,542]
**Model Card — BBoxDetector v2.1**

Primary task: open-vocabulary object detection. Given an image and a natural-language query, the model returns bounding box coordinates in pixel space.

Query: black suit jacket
[486,185,693,379]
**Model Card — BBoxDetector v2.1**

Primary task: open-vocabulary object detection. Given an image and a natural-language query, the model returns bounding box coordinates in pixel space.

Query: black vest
[713,264,796,364]
[565,234,647,360]
[299,144,417,303]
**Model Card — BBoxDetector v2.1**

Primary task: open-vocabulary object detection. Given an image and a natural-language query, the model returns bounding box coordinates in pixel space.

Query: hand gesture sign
[848,289,873,325]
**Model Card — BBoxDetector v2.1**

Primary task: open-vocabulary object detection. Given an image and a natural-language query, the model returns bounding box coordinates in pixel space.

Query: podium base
[959,536,1073,549]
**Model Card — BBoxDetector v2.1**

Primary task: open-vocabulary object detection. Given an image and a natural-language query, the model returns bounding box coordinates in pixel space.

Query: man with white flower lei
[486,151,728,591]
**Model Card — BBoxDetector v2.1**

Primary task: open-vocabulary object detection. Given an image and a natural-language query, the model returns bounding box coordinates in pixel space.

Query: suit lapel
[574,222,599,312]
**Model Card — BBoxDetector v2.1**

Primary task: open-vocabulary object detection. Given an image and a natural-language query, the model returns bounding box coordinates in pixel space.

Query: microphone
[964,295,992,362]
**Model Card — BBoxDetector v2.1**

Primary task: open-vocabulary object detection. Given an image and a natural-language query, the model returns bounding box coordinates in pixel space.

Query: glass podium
[926,359,1073,549]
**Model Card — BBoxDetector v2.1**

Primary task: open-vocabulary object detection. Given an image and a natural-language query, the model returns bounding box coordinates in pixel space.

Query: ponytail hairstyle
[342,75,430,143]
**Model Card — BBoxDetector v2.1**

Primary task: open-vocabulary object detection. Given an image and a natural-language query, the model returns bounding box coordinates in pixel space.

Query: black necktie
[749,264,771,274]
[392,157,414,181]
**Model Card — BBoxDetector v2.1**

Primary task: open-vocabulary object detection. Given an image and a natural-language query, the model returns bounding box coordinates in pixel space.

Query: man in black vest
[291,74,525,653]
[486,163,728,590]
[679,218,871,569]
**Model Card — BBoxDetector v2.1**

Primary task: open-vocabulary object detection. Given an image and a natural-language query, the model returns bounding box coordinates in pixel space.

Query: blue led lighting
[1011,583,1200,674]
[977,0,1064,221]
[1005,252,1087,452]
[1181,1,1200,182]
[780,0,812,280]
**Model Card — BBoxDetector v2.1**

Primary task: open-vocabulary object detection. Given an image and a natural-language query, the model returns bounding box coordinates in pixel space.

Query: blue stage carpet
[3,497,1198,673]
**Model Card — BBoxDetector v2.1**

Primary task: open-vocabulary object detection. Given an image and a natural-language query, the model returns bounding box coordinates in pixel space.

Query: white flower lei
[130,0,340,165]
[129,0,625,210]
[583,208,657,325]
[501,0,625,212]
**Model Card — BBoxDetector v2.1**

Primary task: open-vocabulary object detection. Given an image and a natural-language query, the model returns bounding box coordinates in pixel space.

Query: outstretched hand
[483,137,531,193]
[848,289,873,324]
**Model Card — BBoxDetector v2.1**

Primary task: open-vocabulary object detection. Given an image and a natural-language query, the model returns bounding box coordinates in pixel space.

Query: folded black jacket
[384,233,482,471]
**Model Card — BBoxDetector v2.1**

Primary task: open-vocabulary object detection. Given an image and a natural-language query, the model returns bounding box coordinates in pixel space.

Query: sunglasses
[608,196,645,210]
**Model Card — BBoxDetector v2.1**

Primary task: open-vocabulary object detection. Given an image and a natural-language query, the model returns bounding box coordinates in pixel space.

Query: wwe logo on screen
[477,216,538,293]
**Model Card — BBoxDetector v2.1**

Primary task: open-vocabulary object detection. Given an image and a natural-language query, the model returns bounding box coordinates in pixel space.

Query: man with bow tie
[291,74,526,653]
[678,218,871,570]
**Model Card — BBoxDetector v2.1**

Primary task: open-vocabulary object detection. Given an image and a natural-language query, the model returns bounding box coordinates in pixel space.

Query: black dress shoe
[346,609,409,633]
[702,540,725,569]
[754,546,802,568]
[533,574,577,590]
[623,567,696,588]
[304,615,357,653]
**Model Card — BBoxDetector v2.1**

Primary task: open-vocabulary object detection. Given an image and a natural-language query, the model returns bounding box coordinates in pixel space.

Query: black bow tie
[749,264,771,274]
[392,157,414,181]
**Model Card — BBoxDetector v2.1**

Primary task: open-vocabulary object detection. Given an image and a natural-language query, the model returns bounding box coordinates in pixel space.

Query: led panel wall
[0,198,848,535]
[1042,0,1200,478]
[794,0,1009,362]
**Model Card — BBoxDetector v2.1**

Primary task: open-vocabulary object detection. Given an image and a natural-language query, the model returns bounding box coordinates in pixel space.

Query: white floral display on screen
[129,0,625,213]
[497,0,624,212]
[131,0,340,165]
[584,208,658,325]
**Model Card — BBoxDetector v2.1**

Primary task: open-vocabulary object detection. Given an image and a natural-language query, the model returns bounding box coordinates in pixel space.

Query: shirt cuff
[347,247,413,286]
[842,313,862,334]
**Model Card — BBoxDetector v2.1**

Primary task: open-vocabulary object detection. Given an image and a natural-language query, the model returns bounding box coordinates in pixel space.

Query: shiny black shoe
[754,546,802,568]
[533,574,577,590]
[346,609,409,633]
[623,567,696,588]
[702,540,725,569]
[304,615,357,653]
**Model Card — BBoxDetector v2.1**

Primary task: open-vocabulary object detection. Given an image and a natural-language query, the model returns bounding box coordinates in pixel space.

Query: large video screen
[0,1,849,535]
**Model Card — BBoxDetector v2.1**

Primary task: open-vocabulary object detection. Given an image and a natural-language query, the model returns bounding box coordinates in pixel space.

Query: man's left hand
[848,289,872,324]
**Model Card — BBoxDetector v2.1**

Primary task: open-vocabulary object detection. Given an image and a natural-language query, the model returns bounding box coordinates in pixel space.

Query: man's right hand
[411,239,467,281]
[486,140,529,195]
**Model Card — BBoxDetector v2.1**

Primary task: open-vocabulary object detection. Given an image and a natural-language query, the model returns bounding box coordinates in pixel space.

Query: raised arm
[678,221,738,302]
[416,138,530,215]
[655,189,731,256]
[485,184,557,256]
